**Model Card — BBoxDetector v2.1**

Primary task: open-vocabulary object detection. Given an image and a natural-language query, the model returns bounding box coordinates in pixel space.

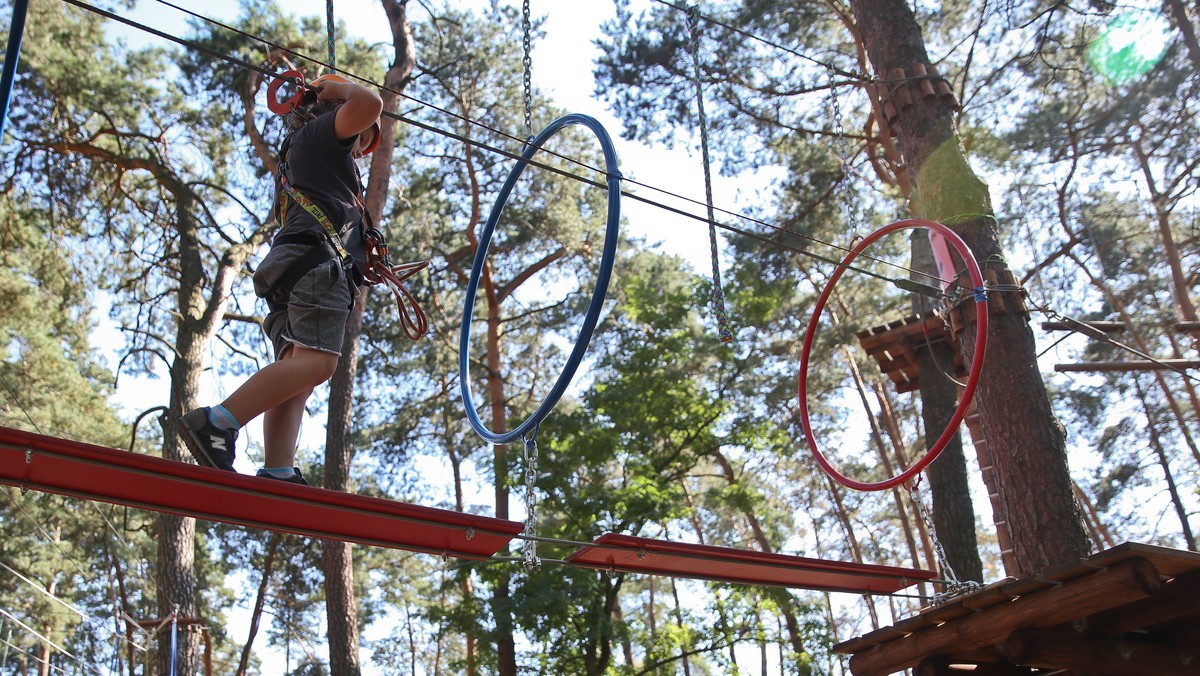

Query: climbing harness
[267,164,363,311]
[267,70,427,339]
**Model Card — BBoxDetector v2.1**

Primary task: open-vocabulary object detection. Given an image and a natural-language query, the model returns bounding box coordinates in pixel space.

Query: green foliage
[7,0,1200,671]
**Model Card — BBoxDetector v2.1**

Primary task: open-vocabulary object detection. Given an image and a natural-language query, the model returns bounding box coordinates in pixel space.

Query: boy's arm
[311,76,383,142]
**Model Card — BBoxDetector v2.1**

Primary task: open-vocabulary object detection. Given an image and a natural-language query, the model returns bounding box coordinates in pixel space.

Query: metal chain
[908,483,982,601]
[521,0,533,143]
[825,62,849,165]
[824,62,864,240]
[520,427,541,572]
[686,6,734,344]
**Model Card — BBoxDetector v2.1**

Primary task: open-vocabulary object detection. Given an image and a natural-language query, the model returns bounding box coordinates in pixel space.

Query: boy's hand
[308,74,383,145]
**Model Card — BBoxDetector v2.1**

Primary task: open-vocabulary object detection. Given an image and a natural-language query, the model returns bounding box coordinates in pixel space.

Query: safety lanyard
[276,173,356,264]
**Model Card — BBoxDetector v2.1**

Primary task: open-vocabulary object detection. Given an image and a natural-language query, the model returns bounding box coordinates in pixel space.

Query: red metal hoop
[798,219,989,491]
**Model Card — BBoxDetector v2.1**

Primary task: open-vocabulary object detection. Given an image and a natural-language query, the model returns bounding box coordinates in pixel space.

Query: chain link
[908,483,982,602]
[825,63,848,163]
[521,427,541,572]
[824,62,865,239]
[521,0,533,143]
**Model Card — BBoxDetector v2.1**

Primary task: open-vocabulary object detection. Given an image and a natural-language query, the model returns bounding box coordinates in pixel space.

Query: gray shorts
[254,244,358,360]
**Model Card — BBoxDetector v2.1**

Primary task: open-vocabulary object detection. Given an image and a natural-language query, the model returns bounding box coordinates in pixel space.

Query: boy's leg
[262,386,313,469]
[220,345,339,429]
[179,345,337,472]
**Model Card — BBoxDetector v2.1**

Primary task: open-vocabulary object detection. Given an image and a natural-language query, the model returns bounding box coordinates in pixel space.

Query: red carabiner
[266,70,309,115]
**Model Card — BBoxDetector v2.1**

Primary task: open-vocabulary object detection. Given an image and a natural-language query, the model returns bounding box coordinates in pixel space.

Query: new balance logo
[211,436,227,452]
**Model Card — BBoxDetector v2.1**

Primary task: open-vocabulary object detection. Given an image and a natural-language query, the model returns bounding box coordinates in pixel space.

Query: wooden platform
[834,542,1200,675]
[856,311,963,393]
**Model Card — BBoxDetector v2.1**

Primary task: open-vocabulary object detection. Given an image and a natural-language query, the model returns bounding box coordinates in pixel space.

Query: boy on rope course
[179,73,383,485]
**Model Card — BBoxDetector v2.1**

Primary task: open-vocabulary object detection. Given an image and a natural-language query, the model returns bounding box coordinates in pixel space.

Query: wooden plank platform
[0,425,523,559]
[564,533,935,593]
[834,543,1200,675]
[856,312,962,393]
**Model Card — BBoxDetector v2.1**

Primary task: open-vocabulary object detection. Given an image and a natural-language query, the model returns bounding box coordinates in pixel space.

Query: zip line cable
[5,495,146,647]
[0,637,76,676]
[647,0,867,81]
[0,608,98,674]
[0,558,150,655]
[80,0,958,296]
[1023,295,1200,384]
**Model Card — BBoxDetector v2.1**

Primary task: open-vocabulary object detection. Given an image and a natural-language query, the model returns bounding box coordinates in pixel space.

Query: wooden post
[1079,569,1200,636]
[1054,360,1200,373]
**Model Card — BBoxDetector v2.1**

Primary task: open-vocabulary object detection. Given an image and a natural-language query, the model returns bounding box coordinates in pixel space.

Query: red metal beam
[564,533,934,593]
[0,426,521,559]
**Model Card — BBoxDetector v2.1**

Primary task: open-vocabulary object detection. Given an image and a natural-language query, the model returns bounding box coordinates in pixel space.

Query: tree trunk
[321,2,416,672]
[238,533,281,676]
[711,450,808,658]
[670,578,692,676]
[849,0,1089,576]
[483,262,519,675]
[1133,139,1197,322]
[1167,0,1200,73]
[1135,378,1197,550]
[911,234,984,583]
[323,289,364,676]
[159,187,226,675]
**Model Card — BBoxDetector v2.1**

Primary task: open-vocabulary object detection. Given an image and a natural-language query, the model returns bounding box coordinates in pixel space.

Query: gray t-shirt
[275,110,367,268]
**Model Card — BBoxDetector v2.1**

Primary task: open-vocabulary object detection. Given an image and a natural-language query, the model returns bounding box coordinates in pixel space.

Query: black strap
[265,135,365,312]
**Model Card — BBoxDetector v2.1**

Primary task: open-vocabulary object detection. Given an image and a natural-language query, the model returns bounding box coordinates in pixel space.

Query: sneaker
[255,467,310,486]
[178,407,237,471]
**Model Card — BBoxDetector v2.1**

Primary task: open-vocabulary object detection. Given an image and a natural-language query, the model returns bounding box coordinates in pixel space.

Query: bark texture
[912,235,984,582]
[849,0,1090,576]
[321,2,417,673]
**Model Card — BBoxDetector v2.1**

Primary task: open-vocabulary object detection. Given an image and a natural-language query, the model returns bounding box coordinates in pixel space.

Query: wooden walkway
[835,542,1200,675]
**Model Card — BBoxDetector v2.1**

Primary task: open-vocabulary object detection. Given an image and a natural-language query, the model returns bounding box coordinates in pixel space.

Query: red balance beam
[0,426,522,559]
[565,533,934,593]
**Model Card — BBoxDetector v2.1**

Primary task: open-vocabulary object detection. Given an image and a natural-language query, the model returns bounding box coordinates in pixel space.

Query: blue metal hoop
[459,113,622,444]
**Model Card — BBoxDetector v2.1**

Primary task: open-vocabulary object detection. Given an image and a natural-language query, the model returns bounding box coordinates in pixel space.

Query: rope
[687,6,734,344]
[87,0,953,293]
[363,227,429,341]
[325,0,336,69]
[648,0,865,80]
[0,558,150,653]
